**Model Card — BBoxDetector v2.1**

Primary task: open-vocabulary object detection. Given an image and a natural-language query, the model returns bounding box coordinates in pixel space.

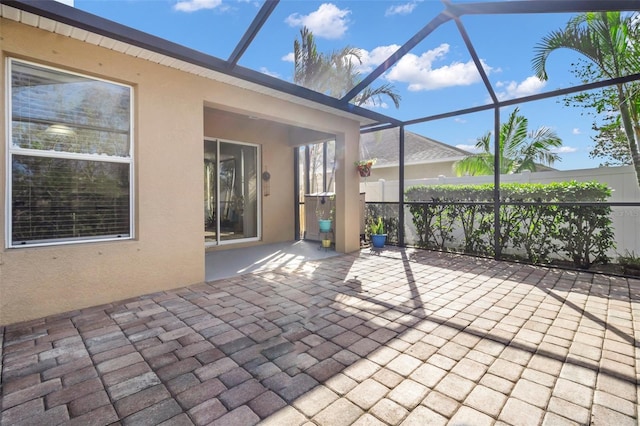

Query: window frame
[5,58,135,248]
[204,137,262,247]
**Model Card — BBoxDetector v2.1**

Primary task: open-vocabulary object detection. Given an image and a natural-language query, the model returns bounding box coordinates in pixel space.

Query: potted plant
[355,159,376,177]
[316,193,335,233]
[369,216,387,248]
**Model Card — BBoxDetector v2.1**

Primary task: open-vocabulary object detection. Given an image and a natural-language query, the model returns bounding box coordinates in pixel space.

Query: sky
[68,0,631,171]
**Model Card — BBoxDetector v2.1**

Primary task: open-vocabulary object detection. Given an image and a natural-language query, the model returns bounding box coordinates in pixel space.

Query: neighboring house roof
[360,128,471,167]
[361,128,558,172]
[533,164,556,172]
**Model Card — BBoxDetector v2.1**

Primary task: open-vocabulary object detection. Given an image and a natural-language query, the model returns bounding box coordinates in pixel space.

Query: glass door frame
[204,137,261,247]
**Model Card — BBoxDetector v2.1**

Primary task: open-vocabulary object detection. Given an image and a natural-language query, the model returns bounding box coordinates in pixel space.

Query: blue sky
[69,0,618,171]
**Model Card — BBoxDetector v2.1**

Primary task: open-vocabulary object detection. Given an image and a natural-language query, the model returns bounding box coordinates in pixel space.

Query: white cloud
[454,117,467,123]
[356,45,400,73]
[259,67,280,78]
[285,3,350,39]
[359,98,389,109]
[385,43,493,91]
[550,146,578,154]
[385,2,418,16]
[54,0,74,6]
[282,52,295,63]
[174,0,222,12]
[572,128,581,135]
[495,76,546,100]
[456,144,482,153]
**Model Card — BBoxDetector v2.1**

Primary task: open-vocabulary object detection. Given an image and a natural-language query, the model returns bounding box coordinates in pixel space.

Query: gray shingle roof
[360,127,471,167]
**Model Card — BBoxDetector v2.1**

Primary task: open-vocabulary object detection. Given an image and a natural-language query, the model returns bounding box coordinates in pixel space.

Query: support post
[493,107,501,259]
[334,130,361,253]
[398,126,405,246]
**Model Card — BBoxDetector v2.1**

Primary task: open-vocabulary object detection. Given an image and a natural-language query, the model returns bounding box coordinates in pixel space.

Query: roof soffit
[3,0,640,131]
[0,1,392,128]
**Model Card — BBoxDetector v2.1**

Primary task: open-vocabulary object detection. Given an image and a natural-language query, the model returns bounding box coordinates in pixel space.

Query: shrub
[618,251,640,276]
[405,181,615,268]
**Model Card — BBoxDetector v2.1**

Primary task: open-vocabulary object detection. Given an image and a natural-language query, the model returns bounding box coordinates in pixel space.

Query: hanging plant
[355,159,376,177]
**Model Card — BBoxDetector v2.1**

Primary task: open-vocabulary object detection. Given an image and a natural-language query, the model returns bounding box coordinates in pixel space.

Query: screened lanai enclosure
[288,0,640,275]
[12,0,640,275]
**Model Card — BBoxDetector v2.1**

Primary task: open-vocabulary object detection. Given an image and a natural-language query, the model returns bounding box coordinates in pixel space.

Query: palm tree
[532,11,640,187]
[293,27,336,94]
[453,108,562,176]
[293,27,401,108]
[293,27,401,194]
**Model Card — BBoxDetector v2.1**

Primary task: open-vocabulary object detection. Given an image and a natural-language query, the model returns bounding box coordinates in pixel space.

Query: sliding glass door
[204,138,259,245]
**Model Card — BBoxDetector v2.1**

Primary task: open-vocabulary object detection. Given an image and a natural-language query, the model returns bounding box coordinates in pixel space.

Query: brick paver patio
[1,248,638,425]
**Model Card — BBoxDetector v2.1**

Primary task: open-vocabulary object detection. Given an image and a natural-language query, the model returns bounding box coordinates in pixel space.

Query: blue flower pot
[318,219,332,233]
[371,234,387,248]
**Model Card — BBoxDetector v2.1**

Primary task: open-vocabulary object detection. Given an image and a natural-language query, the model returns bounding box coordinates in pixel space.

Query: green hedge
[405,181,615,269]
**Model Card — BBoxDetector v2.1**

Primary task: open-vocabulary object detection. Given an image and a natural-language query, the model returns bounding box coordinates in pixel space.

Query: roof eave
[376,156,467,168]
[0,0,401,128]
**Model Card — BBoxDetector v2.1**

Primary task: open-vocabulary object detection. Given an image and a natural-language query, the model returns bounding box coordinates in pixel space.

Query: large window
[7,59,133,247]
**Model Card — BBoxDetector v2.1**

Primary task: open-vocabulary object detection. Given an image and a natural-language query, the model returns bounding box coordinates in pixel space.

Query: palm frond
[356,84,402,108]
[293,27,401,108]
[453,154,494,177]
[533,25,605,80]
[454,109,565,176]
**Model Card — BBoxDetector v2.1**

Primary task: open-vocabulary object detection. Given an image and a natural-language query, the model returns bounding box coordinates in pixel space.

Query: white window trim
[5,58,135,248]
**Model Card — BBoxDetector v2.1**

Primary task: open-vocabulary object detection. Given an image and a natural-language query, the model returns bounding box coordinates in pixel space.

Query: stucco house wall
[358,128,469,191]
[0,17,361,324]
[369,161,458,182]
[204,109,296,246]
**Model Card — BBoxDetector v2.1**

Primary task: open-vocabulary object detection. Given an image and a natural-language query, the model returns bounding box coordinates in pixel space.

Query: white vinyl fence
[361,165,640,257]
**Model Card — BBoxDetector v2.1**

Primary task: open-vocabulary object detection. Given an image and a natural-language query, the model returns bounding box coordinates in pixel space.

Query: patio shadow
[1,247,638,425]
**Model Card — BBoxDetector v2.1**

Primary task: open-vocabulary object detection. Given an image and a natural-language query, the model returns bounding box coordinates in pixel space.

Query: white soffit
[1,4,377,127]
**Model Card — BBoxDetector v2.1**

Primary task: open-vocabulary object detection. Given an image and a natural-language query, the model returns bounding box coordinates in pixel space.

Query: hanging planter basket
[355,160,375,177]
[357,164,371,177]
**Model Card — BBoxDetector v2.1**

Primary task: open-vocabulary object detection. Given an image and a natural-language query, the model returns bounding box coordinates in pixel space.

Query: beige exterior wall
[0,19,362,325]
[367,161,458,182]
[203,109,295,246]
